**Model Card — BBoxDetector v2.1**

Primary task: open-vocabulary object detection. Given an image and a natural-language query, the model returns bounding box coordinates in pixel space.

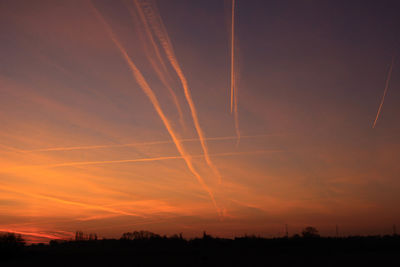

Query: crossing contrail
[90,3,220,214]
[18,149,282,168]
[372,56,395,128]
[24,134,273,152]
[134,0,223,183]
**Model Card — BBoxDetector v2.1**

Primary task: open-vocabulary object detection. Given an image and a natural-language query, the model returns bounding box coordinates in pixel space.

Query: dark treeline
[1,228,400,266]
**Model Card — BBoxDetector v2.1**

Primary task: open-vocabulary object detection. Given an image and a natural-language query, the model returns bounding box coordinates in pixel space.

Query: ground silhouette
[1,229,399,266]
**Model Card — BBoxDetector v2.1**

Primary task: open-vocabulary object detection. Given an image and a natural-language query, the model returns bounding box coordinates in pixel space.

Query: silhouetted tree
[75,231,84,241]
[121,232,134,240]
[121,230,160,240]
[203,231,212,240]
[89,233,98,241]
[0,232,25,251]
[170,233,184,240]
[302,226,320,238]
[75,231,97,241]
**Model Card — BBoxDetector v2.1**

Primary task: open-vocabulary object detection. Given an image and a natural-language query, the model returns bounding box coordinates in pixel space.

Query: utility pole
[335,225,339,238]
[393,224,397,236]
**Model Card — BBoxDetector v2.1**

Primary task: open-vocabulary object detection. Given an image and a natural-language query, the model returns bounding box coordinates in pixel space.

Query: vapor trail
[230,0,235,114]
[25,133,272,152]
[231,0,240,145]
[90,4,220,214]
[37,194,142,217]
[18,150,282,168]
[134,0,223,183]
[0,184,142,217]
[372,57,395,128]
[38,155,183,168]
[125,3,186,129]
[0,144,25,154]
[233,68,240,146]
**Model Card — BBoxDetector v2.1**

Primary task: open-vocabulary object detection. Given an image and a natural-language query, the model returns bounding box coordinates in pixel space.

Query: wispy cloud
[0,228,73,242]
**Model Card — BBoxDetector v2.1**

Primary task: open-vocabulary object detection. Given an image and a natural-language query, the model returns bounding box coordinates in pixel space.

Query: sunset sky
[1,0,400,243]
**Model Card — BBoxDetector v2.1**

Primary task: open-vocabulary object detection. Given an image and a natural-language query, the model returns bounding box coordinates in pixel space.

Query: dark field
[1,233,400,266]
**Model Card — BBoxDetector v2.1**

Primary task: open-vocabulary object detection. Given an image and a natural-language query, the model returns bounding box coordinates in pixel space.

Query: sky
[0,0,400,243]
